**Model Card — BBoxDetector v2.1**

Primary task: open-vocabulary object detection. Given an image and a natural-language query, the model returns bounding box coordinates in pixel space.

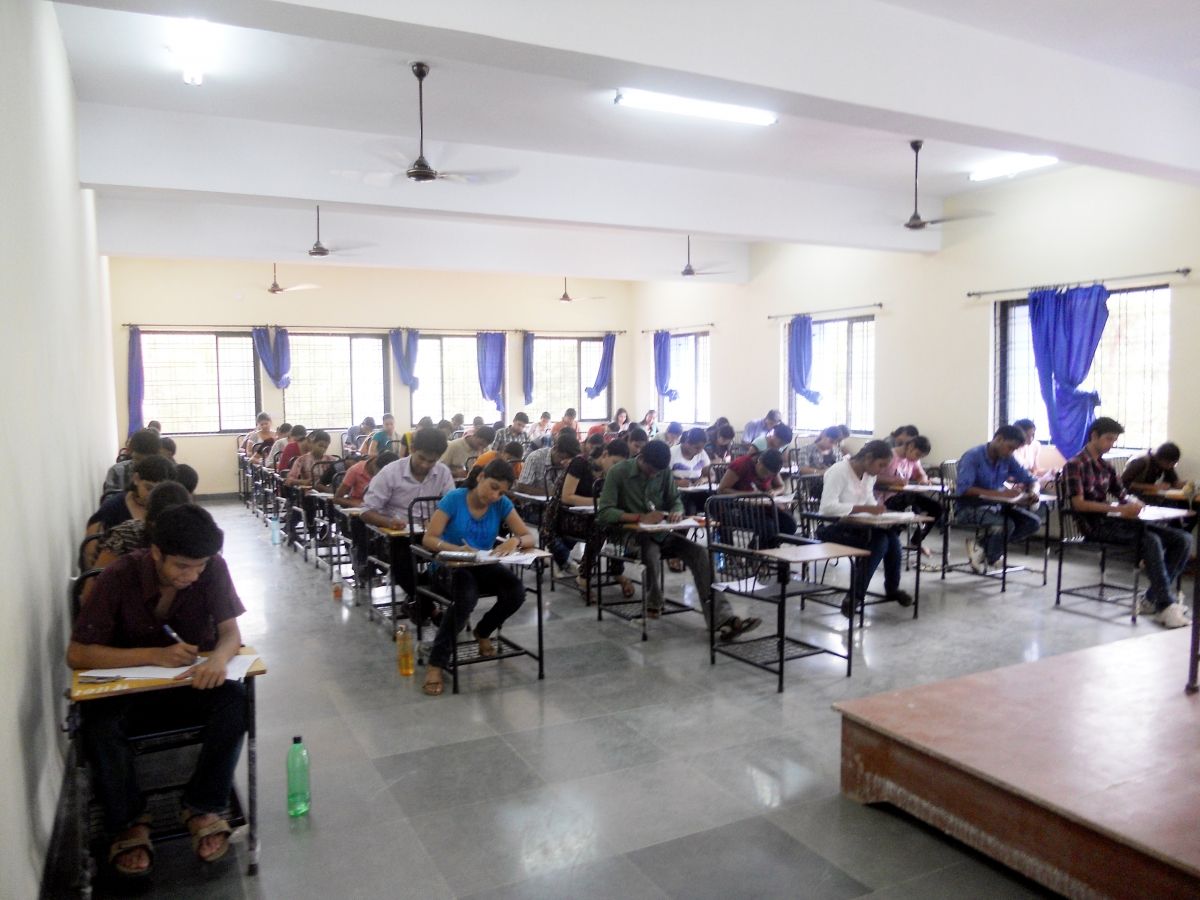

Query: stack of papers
[849,511,916,522]
[81,654,260,682]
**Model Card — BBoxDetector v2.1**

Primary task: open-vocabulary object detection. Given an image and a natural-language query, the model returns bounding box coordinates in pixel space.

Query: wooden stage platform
[835,628,1200,899]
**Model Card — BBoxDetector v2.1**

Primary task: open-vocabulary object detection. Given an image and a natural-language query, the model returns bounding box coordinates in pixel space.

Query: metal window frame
[283,332,390,431]
[786,315,875,434]
[409,333,506,427]
[140,329,262,435]
[657,331,709,425]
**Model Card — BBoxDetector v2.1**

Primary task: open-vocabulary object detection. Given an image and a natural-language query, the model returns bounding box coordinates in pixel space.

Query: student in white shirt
[1012,418,1056,486]
[670,427,711,518]
[817,440,913,617]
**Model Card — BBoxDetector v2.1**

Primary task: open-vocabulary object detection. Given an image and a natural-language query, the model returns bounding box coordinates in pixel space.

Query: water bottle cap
[293,735,302,744]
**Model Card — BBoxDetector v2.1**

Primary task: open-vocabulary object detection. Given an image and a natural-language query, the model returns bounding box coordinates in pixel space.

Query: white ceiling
[53,0,1200,280]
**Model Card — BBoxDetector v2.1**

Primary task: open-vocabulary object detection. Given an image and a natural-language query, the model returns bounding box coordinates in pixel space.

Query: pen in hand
[163,624,199,666]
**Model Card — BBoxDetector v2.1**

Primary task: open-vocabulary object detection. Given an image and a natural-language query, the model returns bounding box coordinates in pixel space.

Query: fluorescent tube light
[969,154,1058,182]
[167,18,217,86]
[614,88,777,126]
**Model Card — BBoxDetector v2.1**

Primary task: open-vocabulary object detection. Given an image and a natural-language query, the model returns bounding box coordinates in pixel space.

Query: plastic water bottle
[331,570,344,603]
[396,627,415,677]
[269,516,283,545]
[287,736,311,816]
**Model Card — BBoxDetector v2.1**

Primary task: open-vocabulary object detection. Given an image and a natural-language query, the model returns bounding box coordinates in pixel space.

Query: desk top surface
[757,542,871,563]
[70,647,266,702]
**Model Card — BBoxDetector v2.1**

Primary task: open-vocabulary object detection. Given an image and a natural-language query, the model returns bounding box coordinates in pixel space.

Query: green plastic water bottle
[287,735,311,816]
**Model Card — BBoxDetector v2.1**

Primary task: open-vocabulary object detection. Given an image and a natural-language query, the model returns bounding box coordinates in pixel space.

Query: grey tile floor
[81,499,1191,898]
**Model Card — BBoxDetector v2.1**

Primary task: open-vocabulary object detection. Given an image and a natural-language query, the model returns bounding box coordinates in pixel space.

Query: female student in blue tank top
[420,459,535,696]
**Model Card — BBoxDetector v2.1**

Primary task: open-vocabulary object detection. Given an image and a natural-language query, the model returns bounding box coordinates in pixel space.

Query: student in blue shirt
[954,425,1041,573]
[420,459,536,696]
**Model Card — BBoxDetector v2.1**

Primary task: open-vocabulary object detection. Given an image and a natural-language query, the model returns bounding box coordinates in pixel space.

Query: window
[411,335,500,425]
[283,334,388,429]
[659,333,710,425]
[788,317,875,433]
[140,331,259,434]
[522,337,611,423]
[995,287,1169,450]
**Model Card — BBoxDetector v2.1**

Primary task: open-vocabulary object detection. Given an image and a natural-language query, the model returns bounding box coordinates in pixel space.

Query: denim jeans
[954,504,1041,564]
[815,522,902,600]
[1083,519,1193,610]
[82,681,247,835]
[428,564,526,668]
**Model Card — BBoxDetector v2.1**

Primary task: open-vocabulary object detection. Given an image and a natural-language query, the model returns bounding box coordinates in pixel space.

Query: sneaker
[889,589,914,608]
[552,560,579,579]
[840,592,856,619]
[1154,603,1191,629]
[965,539,988,575]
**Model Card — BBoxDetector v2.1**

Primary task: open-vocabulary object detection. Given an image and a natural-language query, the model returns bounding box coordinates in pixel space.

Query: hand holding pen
[160,624,199,669]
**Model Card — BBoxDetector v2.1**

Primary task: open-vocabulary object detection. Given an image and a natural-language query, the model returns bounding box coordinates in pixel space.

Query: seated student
[639,409,659,440]
[551,408,578,438]
[440,426,495,480]
[419,459,537,696]
[474,442,525,480]
[255,421,289,466]
[554,440,634,600]
[884,424,919,449]
[817,440,914,617]
[625,425,648,458]
[1121,442,1187,496]
[87,481,193,582]
[145,420,162,434]
[275,425,307,474]
[526,411,553,447]
[583,433,606,458]
[365,414,400,458]
[492,412,532,453]
[705,423,737,463]
[613,408,630,432]
[175,464,199,496]
[751,423,793,454]
[345,416,376,453]
[241,413,274,454]
[1065,418,1192,628]
[67,505,246,876]
[953,425,1041,574]
[286,430,335,488]
[515,434,580,495]
[464,416,485,435]
[101,428,163,501]
[798,426,845,474]
[335,451,398,508]
[717,447,797,544]
[596,440,760,639]
[671,428,712,520]
[159,436,177,462]
[742,409,782,446]
[1011,418,1056,486]
[88,456,177,536]
[874,435,940,551]
[662,421,683,447]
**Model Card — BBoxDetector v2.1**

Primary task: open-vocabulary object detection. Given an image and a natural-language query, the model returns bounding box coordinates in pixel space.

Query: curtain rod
[123,324,624,335]
[966,267,1191,299]
[639,323,715,334]
[766,302,883,321]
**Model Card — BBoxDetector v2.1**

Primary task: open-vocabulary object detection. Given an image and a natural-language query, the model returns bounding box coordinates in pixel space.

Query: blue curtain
[584,332,616,399]
[522,331,535,405]
[127,326,144,435]
[389,328,420,390]
[252,326,292,390]
[1028,284,1109,458]
[653,331,678,401]
[477,332,506,414]
[787,315,821,404]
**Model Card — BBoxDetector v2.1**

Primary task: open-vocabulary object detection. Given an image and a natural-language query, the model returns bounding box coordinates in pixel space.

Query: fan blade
[436,167,519,185]
[689,270,732,276]
[920,210,992,226]
[281,283,320,292]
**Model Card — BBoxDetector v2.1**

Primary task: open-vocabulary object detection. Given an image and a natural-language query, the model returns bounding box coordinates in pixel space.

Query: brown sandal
[423,668,445,696]
[109,815,154,877]
[473,627,497,657]
[180,810,232,864]
[617,576,635,598]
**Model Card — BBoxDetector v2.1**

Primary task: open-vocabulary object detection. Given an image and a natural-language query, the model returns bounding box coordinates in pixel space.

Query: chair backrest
[543,464,562,498]
[1104,453,1132,477]
[406,495,442,533]
[313,456,345,490]
[707,462,730,490]
[704,494,782,582]
[78,533,103,572]
[939,458,959,494]
[794,472,822,514]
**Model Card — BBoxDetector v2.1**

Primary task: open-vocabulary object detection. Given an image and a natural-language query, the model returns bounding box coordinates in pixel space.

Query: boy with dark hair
[1064,419,1192,628]
[440,426,496,480]
[492,411,531,452]
[705,424,737,462]
[175,464,200,495]
[742,409,782,445]
[626,426,648,457]
[159,436,177,461]
[596,441,760,640]
[752,423,793,453]
[89,455,177,535]
[717,447,797,545]
[67,504,245,875]
[515,434,579,494]
[345,416,376,452]
[335,451,399,508]
[475,441,526,479]
[1121,442,1185,495]
[798,426,845,474]
[954,425,1041,574]
[663,422,683,447]
[102,428,163,501]
[551,408,578,438]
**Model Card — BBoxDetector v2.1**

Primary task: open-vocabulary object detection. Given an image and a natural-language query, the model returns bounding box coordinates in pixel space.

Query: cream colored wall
[630,166,1200,479]
[108,259,634,493]
[1,3,116,895]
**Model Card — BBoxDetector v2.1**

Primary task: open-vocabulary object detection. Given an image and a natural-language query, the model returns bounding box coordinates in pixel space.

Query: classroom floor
[70,499,1194,899]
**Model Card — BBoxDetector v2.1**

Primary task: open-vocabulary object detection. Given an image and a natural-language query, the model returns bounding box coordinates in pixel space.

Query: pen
[163,624,185,644]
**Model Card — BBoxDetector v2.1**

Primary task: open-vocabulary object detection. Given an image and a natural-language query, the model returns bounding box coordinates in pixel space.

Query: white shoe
[1137,596,1158,616]
[553,560,579,579]
[1154,603,1191,629]
[965,539,988,575]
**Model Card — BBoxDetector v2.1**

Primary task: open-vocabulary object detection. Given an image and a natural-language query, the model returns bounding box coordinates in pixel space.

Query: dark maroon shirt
[72,549,244,652]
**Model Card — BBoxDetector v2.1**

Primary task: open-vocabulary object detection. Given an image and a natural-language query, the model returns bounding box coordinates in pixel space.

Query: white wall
[629,166,1200,478]
[0,2,116,895]
[107,259,634,493]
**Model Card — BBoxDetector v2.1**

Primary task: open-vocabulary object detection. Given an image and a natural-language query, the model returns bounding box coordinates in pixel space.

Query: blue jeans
[815,522,902,600]
[954,504,1041,564]
[1083,519,1193,610]
[82,682,246,835]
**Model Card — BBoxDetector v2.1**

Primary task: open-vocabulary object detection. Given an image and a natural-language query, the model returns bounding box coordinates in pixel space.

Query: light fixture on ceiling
[614,88,777,126]
[166,18,217,86]
[968,153,1058,182]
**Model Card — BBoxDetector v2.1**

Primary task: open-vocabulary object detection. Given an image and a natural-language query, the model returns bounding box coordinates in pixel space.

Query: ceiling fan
[680,235,728,277]
[558,277,604,304]
[267,263,319,295]
[308,204,329,257]
[903,139,981,230]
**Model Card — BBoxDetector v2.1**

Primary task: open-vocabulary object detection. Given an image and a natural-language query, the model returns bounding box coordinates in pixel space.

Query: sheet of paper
[81,654,259,682]
[637,517,702,531]
[474,550,544,566]
[848,511,915,522]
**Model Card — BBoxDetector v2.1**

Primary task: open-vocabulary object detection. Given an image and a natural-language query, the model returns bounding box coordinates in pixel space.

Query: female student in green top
[420,459,536,696]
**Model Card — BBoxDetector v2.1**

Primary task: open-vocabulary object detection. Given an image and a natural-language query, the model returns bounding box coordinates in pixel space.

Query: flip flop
[617,576,636,598]
[109,816,154,878]
[423,674,444,696]
[473,628,497,657]
[180,811,232,864]
[718,616,762,642]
